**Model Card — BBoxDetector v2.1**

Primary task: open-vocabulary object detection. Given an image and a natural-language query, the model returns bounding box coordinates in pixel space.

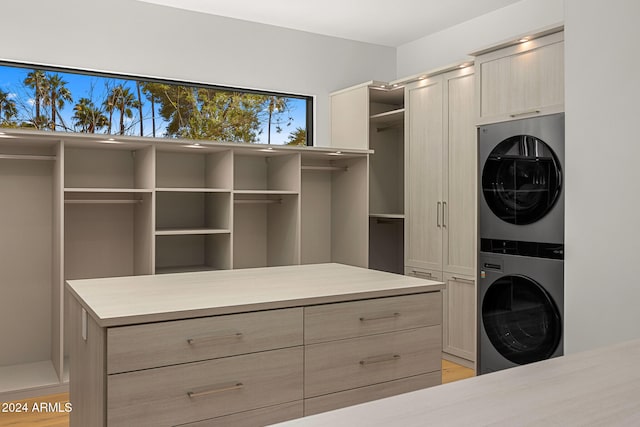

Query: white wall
[564,0,640,353]
[396,0,564,77]
[0,0,396,147]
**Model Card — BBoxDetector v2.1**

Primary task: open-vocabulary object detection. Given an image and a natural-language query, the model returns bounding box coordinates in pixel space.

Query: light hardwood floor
[0,361,474,427]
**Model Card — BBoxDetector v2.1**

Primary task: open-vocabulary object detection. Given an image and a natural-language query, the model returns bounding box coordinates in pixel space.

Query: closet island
[65,263,443,427]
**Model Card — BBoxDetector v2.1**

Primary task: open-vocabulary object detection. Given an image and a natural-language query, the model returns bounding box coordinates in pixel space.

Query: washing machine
[478,249,563,374]
[479,114,564,244]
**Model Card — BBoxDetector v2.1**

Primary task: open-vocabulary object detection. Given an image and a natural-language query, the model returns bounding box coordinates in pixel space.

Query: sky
[0,63,308,145]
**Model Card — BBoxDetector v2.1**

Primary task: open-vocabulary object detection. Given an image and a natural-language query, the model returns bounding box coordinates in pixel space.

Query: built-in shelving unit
[0,129,370,399]
[368,86,405,275]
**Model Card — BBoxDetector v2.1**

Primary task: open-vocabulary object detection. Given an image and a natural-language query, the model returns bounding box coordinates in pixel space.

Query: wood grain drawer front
[107,347,303,427]
[107,308,302,374]
[304,372,441,416]
[173,401,303,427]
[304,326,441,398]
[304,292,441,344]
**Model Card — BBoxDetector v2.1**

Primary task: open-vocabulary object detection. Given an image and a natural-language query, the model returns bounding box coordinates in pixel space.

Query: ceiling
[135,0,522,47]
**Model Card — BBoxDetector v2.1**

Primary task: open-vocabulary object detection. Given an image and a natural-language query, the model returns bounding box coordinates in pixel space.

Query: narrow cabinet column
[404,75,444,271]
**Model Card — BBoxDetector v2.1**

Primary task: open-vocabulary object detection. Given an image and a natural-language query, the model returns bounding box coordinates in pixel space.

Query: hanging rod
[0,154,56,161]
[301,165,348,172]
[64,199,143,204]
[234,199,282,204]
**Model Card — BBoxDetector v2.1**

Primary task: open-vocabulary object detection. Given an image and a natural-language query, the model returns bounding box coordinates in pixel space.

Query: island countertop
[65,263,444,327]
[273,338,640,427]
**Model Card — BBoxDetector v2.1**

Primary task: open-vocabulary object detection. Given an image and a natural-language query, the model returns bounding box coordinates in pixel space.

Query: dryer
[479,114,564,244]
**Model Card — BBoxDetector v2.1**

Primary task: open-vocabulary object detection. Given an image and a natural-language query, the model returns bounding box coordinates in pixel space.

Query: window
[0,61,313,146]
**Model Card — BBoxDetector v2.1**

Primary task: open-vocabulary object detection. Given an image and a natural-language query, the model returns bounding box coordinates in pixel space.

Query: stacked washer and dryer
[477,114,564,374]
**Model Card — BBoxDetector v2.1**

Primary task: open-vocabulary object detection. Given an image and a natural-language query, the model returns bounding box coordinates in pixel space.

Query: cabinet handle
[509,109,541,118]
[359,354,401,366]
[187,382,244,398]
[437,201,441,227]
[451,276,475,284]
[186,332,243,345]
[359,312,400,322]
[442,201,447,228]
[412,270,433,279]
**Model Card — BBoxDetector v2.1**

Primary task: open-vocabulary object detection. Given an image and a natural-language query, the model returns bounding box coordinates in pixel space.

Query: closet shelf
[64,188,153,193]
[65,199,143,205]
[155,187,232,193]
[369,213,405,219]
[0,154,56,161]
[233,190,298,195]
[155,265,221,275]
[370,108,404,125]
[155,228,231,236]
[301,165,348,172]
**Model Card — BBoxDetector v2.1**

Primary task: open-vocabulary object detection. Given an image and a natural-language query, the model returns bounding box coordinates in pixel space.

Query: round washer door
[482,135,562,225]
[482,275,561,365]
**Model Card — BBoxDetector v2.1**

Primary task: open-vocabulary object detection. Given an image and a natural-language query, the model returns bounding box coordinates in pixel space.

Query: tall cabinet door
[405,76,444,271]
[443,67,476,277]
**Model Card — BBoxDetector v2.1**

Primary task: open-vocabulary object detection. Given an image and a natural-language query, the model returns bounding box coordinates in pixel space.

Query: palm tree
[0,90,18,124]
[262,96,292,144]
[72,97,108,133]
[43,73,73,130]
[109,85,139,135]
[23,70,47,128]
[135,81,144,136]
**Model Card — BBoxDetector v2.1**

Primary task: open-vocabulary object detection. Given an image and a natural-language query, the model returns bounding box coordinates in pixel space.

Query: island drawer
[173,401,303,427]
[107,347,303,427]
[304,326,441,398]
[304,372,440,416]
[304,292,441,344]
[107,308,303,374]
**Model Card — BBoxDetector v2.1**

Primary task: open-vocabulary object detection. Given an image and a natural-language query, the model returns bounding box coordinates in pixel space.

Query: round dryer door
[482,275,562,365]
[482,135,562,225]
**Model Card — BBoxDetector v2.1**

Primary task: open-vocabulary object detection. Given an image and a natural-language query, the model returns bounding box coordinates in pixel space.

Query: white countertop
[274,339,640,427]
[65,263,443,327]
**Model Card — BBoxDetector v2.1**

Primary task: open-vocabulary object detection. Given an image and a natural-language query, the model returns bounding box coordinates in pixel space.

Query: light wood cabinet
[331,82,405,275]
[404,66,476,365]
[0,130,369,400]
[442,273,476,362]
[475,31,564,125]
[66,264,443,426]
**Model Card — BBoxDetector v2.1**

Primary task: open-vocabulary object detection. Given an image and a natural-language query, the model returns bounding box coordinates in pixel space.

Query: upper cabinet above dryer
[474,31,564,125]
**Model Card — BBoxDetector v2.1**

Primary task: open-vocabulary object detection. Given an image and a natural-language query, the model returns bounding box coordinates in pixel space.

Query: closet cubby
[369,87,404,217]
[64,143,154,190]
[233,192,299,269]
[156,148,232,190]
[234,152,300,193]
[300,154,368,268]
[155,233,231,273]
[64,190,153,279]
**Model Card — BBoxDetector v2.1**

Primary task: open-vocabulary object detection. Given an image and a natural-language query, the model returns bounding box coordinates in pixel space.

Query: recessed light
[392,84,399,87]
[519,37,530,43]
[380,85,386,88]
[259,147,276,153]
[187,143,204,149]
[99,139,121,144]
[419,76,427,80]
[328,151,343,156]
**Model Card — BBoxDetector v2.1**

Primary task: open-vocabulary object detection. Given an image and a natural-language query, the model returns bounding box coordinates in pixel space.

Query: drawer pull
[359,354,401,366]
[451,276,475,284]
[359,312,400,322]
[187,382,244,398]
[186,332,243,345]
